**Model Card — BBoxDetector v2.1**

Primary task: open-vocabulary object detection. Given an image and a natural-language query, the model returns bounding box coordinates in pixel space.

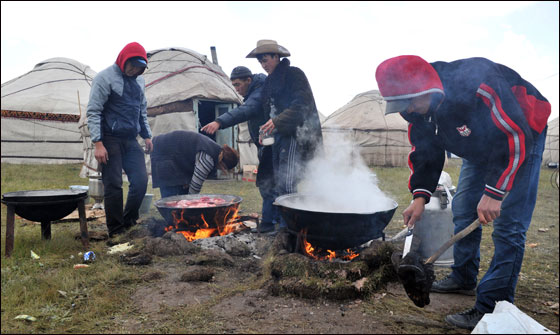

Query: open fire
[299,229,360,261]
[164,206,246,242]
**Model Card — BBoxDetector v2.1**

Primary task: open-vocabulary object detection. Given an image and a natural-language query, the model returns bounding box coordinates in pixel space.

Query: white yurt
[2,58,96,164]
[543,116,559,166]
[321,90,411,167]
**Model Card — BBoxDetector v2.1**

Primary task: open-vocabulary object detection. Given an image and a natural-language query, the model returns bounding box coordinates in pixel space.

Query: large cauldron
[154,194,242,230]
[274,194,398,250]
[2,189,90,257]
[1,189,88,223]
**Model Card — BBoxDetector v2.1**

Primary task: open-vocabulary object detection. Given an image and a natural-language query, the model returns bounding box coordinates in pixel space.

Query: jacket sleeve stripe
[476,84,526,191]
[407,123,415,192]
[485,184,506,195]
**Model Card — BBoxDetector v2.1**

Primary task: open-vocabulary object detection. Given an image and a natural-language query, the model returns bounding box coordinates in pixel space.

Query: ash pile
[140,217,272,258]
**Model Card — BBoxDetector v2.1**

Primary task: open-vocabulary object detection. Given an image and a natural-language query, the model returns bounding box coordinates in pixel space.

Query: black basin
[154,194,242,230]
[1,189,88,223]
[274,194,398,250]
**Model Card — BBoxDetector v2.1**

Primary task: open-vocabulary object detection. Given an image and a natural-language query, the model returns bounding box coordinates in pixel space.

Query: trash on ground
[58,290,68,297]
[107,242,134,254]
[14,315,37,322]
[73,264,89,269]
[30,250,40,259]
[84,251,96,263]
[472,300,555,334]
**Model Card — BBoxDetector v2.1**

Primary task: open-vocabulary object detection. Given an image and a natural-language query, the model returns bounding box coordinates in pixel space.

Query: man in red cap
[87,42,153,238]
[376,55,550,330]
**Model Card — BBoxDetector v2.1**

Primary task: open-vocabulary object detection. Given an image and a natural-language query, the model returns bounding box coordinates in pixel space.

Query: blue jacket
[87,63,151,142]
[402,57,550,202]
[215,73,267,146]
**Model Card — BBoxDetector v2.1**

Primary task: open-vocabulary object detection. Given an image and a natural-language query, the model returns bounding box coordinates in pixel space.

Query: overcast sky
[2,1,558,121]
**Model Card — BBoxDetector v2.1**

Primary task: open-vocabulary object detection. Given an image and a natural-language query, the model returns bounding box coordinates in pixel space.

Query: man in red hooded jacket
[87,42,153,238]
[376,55,550,330]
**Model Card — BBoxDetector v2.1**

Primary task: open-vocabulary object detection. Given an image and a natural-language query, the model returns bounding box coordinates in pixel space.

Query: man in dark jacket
[151,130,239,198]
[201,66,279,232]
[376,55,550,330]
[247,39,323,231]
[87,42,153,238]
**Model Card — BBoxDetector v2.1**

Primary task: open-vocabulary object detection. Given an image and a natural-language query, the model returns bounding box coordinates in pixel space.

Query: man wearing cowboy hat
[375,55,550,330]
[248,39,323,232]
[201,66,279,233]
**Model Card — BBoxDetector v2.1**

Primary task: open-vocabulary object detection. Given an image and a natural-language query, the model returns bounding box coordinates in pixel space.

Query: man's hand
[477,194,502,225]
[201,121,221,135]
[94,141,109,165]
[144,138,153,154]
[402,197,426,228]
[260,119,275,136]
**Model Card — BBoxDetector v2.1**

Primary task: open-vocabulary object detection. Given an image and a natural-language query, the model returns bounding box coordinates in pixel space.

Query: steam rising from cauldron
[296,132,395,213]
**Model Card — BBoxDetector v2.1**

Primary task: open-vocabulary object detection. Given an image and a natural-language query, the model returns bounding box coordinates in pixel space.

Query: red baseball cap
[375,55,444,114]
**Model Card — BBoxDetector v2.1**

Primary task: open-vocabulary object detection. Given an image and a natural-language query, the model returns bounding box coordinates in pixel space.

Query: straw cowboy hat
[246,39,291,58]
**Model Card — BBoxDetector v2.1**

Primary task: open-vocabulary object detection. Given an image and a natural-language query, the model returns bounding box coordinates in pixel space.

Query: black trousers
[101,135,148,235]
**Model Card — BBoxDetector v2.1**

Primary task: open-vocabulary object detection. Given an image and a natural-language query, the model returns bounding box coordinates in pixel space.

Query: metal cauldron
[154,194,242,230]
[1,189,88,223]
[274,194,398,250]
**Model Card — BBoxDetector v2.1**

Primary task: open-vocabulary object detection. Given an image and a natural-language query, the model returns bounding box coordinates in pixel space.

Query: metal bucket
[139,193,153,214]
[413,188,455,267]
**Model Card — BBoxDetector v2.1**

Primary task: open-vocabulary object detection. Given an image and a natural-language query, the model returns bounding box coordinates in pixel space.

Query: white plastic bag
[472,301,555,334]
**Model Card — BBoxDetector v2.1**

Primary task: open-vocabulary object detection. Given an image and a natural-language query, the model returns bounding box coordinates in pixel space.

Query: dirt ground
[94,217,552,335]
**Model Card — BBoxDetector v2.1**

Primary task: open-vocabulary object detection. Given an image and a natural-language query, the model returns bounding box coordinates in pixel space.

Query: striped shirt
[188,151,215,194]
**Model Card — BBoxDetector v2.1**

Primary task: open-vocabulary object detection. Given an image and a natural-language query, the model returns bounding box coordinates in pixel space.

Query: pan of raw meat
[154,194,242,230]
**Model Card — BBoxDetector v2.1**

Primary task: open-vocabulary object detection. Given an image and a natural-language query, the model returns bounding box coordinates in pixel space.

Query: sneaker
[445,307,484,330]
[431,275,476,296]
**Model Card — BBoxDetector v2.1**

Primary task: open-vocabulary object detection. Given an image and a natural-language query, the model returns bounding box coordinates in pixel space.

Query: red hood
[115,42,147,72]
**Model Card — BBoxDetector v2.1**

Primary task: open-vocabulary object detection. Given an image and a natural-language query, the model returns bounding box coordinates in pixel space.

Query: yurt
[80,47,258,178]
[321,90,411,167]
[543,116,559,166]
[2,58,96,164]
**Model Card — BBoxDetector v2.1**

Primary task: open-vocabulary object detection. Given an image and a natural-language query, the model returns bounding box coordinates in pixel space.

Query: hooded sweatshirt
[87,42,151,142]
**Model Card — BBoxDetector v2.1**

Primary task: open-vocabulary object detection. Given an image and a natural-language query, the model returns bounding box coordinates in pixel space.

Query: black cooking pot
[154,194,242,230]
[274,194,398,250]
[1,189,88,222]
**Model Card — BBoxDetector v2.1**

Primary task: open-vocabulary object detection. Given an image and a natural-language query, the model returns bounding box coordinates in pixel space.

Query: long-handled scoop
[393,219,482,307]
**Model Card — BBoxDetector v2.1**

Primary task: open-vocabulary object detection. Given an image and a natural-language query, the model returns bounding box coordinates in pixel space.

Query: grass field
[1,162,558,333]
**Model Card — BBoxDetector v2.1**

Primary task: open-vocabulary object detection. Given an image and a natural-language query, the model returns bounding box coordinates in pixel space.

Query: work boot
[431,275,476,296]
[258,222,275,234]
[445,306,484,330]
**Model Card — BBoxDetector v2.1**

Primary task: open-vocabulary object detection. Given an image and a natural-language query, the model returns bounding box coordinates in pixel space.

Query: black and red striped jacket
[400,57,550,202]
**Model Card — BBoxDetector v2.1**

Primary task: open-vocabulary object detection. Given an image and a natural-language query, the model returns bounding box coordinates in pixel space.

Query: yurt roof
[143,47,242,108]
[1,57,96,115]
[322,90,408,131]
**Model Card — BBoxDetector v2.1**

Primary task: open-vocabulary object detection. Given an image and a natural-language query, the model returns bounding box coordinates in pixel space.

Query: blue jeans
[101,135,148,235]
[449,128,547,313]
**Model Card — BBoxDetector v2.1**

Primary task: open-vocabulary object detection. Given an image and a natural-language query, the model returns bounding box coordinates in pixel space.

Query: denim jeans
[101,135,148,235]
[449,128,547,313]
